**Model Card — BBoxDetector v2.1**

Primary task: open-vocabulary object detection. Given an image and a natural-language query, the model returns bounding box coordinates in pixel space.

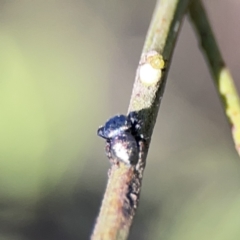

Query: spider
[97,113,144,165]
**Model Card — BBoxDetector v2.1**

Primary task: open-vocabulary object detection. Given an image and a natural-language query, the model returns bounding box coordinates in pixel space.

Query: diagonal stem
[91,1,190,240]
[188,0,240,156]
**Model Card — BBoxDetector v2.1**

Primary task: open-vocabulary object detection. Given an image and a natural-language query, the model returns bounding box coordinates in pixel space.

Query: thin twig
[188,0,240,156]
[91,0,190,239]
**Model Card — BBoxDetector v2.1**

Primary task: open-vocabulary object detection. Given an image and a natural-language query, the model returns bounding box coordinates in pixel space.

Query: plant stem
[91,1,190,239]
[188,0,240,156]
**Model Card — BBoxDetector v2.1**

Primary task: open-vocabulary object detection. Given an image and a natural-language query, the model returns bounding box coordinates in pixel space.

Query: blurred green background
[0,0,240,239]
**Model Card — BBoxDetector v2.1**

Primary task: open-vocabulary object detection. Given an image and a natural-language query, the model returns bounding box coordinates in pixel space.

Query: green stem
[189,0,240,156]
[91,0,190,240]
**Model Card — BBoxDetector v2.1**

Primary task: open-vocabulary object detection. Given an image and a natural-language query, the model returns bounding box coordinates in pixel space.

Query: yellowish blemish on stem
[219,68,240,152]
[148,54,165,69]
[139,52,165,86]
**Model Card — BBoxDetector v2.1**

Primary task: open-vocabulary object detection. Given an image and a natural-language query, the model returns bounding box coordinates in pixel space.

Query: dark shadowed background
[0,0,240,239]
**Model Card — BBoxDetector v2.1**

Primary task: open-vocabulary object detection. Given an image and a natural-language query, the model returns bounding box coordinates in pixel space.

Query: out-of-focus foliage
[0,1,110,238]
[0,0,240,240]
[0,0,110,199]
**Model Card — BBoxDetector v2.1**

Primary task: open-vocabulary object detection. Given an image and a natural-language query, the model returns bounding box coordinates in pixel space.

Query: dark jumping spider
[97,113,143,165]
